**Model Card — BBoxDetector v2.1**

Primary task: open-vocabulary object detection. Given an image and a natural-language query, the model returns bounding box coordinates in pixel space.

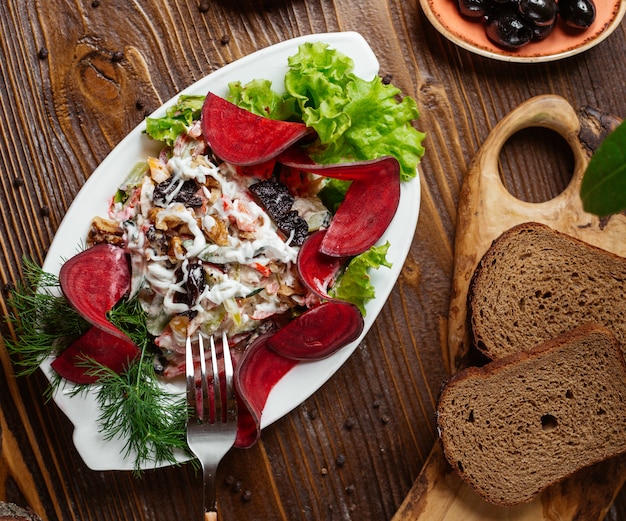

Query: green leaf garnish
[5,261,189,473]
[285,43,425,181]
[229,41,425,182]
[330,242,392,315]
[580,119,626,217]
[5,259,90,375]
[87,355,188,475]
[145,94,206,146]
[227,78,299,121]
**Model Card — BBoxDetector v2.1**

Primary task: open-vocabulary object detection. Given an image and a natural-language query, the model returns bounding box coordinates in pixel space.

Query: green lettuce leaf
[230,41,425,182]
[283,42,425,181]
[317,178,350,213]
[227,79,299,121]
[145,94,206,146]
[580,119,626,217]
[330,242,392,315]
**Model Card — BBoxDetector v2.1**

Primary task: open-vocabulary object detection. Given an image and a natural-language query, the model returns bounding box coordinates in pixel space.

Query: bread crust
[468,221,626,360]
[436,323,626,506]
[0,502,43,521]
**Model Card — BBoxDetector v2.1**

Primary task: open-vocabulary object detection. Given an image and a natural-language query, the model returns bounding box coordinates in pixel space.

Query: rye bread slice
[468,221,626,360]
[436,323,626,506]
[0,503,43,521]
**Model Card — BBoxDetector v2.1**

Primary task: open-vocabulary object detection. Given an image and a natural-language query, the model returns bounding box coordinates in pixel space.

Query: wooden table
[1,1,625,520]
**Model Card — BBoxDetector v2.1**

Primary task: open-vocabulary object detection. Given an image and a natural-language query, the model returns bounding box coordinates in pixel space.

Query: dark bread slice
[0,502,43,521]
[468,221,626,360]
[436,323,626,506]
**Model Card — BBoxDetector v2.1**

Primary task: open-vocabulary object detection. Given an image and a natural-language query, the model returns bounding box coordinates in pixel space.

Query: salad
[7,40,425,471]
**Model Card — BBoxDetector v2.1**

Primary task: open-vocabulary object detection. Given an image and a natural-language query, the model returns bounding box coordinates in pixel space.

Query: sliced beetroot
[59,244,131,340]
[278,155,402,256]
[233,394,260,449]
[51,326,139,384]
[266,301,364,360]
[297,229,346,299]
[201,93,313,166]
[236,158,277,180]
[321,160,400,256]
[279,152,399,183]
[276,144,317,167]
[234,333,298,447]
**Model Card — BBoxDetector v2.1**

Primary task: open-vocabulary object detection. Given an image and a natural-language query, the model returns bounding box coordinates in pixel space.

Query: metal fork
[186,332,238,521]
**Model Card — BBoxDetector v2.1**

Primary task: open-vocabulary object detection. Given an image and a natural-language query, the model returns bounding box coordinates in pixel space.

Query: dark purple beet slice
[59,244,131,340]
[276,144,317,167]
[266,301,364,360]
[297,229,346,299]
[279,151,398,182]
[234,333,298,447]
[278,155,402,256]
[320,157,401,256]
[201,93,313,166]
[50,326,139,384]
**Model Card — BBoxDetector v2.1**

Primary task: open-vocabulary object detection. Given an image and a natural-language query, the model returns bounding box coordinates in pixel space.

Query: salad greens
[228,41,425,182]
[580,119,626,216]
[145,94,205,146]
[228,79,300,122]
[145,42,425,182]
[330,242,392,315]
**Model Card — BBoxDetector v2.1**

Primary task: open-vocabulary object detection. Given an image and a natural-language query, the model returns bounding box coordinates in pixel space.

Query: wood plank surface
[1,0,625,520]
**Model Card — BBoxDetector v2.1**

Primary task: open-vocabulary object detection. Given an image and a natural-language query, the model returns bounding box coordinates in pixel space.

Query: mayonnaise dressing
[109,129,310,350]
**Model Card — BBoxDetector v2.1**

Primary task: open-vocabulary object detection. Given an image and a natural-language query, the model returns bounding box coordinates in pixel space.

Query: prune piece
[249,177,294,217]
[558,0,596,29]
[457,0,490,18]
[249,177,308,246]
[153,179,202,207]
[277,210,309,246]
[145,225,169,256]
[485,8,533,49]
[519,0,557,26]
[174,260,206,306]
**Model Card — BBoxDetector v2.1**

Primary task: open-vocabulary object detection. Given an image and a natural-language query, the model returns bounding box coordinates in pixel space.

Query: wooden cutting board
[393,95,626,521]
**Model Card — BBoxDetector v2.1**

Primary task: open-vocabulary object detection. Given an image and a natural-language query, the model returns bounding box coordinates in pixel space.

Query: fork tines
[185,331,238,518]
[185,332,236,424]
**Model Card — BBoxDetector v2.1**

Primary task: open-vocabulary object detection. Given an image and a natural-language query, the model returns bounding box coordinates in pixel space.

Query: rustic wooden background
[1,0,625,519]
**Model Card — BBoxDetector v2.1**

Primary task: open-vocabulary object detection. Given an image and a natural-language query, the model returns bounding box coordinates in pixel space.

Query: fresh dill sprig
[87,355,189,474]
[5,258,90,376]
[108,296,152,350]
[104,298,190,473]
[6,259,191,473]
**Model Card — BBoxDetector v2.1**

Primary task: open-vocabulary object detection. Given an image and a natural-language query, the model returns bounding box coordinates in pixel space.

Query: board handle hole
[498,127,574,204]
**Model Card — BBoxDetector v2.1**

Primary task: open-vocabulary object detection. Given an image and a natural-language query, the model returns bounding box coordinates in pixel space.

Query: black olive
[531,19,556,40]
[485,8,533,49]
[558,0,596,29]
[518,0,557,26]
[483,1,519,20]
[457,0,490,18]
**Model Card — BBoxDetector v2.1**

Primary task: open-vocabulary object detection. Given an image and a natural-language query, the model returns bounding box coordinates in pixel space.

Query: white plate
[41,31,421,471]
[420,0,626,63]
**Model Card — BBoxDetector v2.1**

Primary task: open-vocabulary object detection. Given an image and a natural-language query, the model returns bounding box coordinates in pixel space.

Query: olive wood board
[393,95,626,521]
